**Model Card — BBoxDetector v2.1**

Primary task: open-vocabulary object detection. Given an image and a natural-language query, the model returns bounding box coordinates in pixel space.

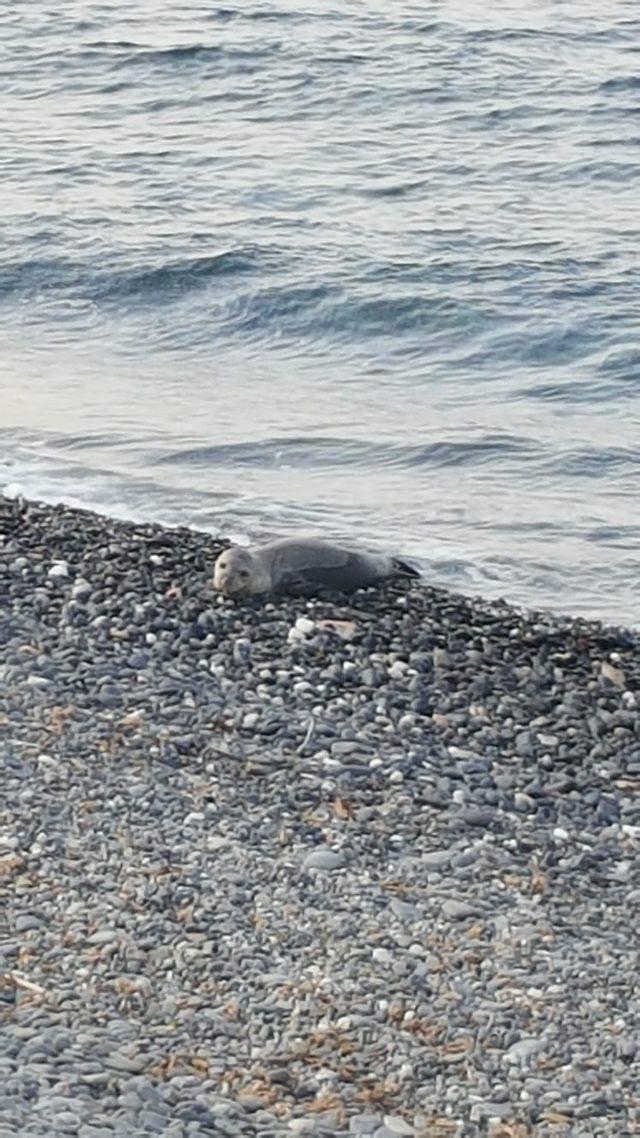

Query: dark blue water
[1,2,639,623]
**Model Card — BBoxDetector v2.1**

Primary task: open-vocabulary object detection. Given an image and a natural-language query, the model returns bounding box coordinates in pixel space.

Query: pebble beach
[2,496,640,1138]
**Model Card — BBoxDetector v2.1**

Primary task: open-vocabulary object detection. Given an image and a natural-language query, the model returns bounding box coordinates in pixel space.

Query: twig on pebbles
[297,715,316,754]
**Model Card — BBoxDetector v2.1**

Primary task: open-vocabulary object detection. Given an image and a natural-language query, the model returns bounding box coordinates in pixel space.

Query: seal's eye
[218,560,227,569]
[239,569,249,578]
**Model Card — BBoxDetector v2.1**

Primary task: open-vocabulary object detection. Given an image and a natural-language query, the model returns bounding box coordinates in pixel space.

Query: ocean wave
[155,433,539,472]
[0,249,264,306]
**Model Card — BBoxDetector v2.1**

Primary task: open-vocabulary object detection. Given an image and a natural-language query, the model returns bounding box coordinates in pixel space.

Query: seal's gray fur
[213,537,419,597]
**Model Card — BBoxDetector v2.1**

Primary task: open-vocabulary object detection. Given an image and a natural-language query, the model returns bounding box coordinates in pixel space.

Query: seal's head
[213,546,258,597]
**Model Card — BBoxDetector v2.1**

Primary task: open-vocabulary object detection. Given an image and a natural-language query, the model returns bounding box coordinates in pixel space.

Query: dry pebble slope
[1,497,640,1138]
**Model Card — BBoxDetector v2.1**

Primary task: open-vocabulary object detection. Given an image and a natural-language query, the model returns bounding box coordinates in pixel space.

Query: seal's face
[213,547,255,597]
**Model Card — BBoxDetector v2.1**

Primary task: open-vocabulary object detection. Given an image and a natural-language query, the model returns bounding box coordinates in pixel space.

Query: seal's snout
[214,572,230,595]
[213,566,234,596]
[212,553,230,595]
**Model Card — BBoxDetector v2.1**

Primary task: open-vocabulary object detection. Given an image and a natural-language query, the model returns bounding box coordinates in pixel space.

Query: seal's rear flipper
[392,558,420,579]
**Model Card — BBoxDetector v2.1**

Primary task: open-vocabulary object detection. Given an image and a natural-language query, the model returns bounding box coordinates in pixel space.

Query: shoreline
[2,496,640,1137]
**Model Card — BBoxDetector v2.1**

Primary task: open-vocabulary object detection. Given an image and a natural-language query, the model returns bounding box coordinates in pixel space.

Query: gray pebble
[303,849,347,871]
[349,1117,382,1136]
[14,914,44,932]
[441,899,483,920]
[382,1117,414,1136]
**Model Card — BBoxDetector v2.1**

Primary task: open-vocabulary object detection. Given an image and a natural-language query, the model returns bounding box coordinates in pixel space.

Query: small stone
[288,617,316,643]
[289,1117,321,1134]
[390,898,418,922]
[349,1116,381,1136]
[505,1037,543,1064]
[238,1095,268,1113]
[79,1073,112,1088]
[14,914,43,932]
[71,577,92,599]
[448,745,474,759]
[514,792,534,812]
[316,619,358,641]
[458,806,495,827]
[470,1102,515,1122]
[303,849,346,871]
[372,947,393,965]
[601,661,625,689]
[441,899,482,920]
[104,1050,147,1073]
[515,730,534,756]
[537,733,559,747]
[26,674,51,688]
[86,930,119,946]
[48,561,69,578]
[332,741,365,757]
[383,1117,414,1136]
[233,638,251,664]
[421,850,452,869]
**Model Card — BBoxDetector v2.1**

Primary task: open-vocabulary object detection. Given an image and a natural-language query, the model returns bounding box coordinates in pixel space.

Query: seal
[213,537,420,598]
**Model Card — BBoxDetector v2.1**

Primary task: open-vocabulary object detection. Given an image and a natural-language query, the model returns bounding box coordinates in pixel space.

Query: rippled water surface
[1,1,639,623]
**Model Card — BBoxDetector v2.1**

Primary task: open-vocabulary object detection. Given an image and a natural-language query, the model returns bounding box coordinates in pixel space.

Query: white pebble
[296,617,316,635]
[384,1115,415,1135]
[372,948,392,965]
[27,674,50,688]
[389,660,409,679]
[389,770,404,784]
[612,861,631,879]
[448,745,474,760]
[37,754,58,770]
[47,561,69,579]
[289,1121,316,1135]
[314,1066,336,1083]
[71,577,91,598]
[553,827,569,842]
[323,756,343,772]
